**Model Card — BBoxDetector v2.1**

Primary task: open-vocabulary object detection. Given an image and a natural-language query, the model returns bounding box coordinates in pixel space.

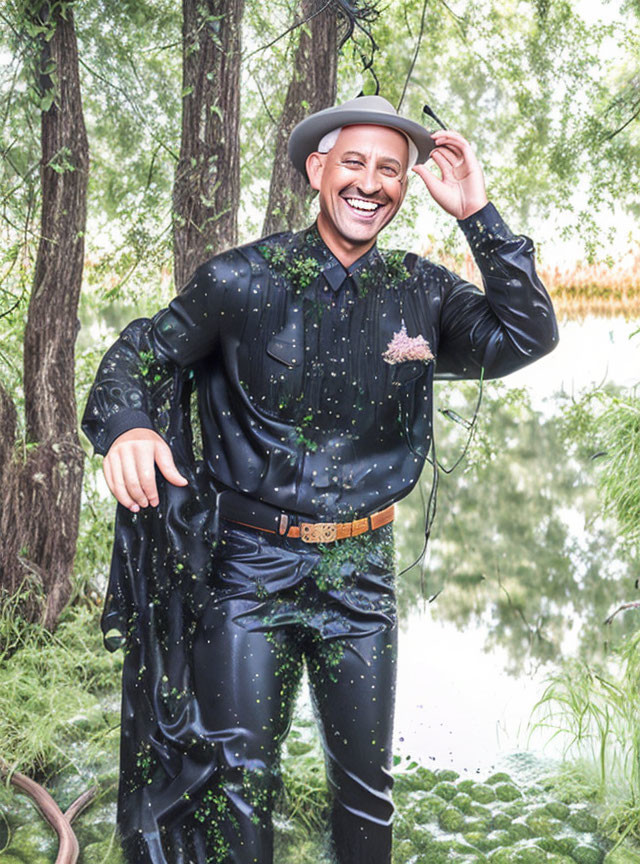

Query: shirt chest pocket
[240,311,305,419]
[391,360,426,386]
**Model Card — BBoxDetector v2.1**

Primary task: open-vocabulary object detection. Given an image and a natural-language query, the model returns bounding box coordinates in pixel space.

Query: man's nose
[357,164,382,196]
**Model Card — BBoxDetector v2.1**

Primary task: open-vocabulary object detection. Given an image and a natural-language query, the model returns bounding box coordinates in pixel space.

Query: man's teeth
[346,198,380,212]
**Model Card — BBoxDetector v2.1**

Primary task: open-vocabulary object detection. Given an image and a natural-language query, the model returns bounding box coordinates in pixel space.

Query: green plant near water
[596,392,640,544]
[530,629,640,844]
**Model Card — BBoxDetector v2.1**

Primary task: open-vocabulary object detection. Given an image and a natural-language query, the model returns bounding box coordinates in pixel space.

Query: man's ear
[306,152,325,192]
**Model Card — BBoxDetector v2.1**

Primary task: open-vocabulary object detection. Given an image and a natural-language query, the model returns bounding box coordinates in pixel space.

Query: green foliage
[0,599,121,777]
[530,629,640,843]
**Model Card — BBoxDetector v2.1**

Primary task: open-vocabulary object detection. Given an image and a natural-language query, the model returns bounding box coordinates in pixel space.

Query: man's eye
[382,166,398,176]
[344,160,363,167]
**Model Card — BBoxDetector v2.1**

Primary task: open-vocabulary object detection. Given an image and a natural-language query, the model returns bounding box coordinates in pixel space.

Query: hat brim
[288,107,437,180]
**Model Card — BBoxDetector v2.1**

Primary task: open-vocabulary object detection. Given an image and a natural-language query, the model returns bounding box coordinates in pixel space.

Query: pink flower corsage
[382,321,434,365]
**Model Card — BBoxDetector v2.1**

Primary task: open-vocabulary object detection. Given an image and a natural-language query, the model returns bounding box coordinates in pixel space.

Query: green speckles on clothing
[130,740,157,791]
[258,242,322,294]
[314,525,396,592]
[242,764,276,828]
[306,633,346,684]
[193,782,240,863]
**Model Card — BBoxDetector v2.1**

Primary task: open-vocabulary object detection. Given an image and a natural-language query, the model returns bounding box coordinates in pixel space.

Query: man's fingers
[155,440,189,487]
[136,449,160,506]
[103,457,115,497]
[108,451,139,512]
[120,446,149,508]
[429,149,456,179]
[432,145,460,169]
[431,129,472,151]
[412,162,449,197]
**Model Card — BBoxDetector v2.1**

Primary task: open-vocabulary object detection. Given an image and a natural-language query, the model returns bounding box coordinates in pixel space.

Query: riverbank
[1,707,637,864]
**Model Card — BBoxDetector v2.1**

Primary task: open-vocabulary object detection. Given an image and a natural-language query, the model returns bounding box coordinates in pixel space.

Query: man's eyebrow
[339,150,403,170]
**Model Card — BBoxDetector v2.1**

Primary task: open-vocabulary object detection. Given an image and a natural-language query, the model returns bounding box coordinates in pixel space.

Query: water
[389,314,640,780]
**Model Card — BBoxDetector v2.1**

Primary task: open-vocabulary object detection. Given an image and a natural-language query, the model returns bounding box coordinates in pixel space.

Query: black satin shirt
[81,201,559,521]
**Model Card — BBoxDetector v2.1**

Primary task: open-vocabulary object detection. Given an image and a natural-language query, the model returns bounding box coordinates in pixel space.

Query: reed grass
[530,630,640,842]
[597,394,640,542]
[422,245,640,320]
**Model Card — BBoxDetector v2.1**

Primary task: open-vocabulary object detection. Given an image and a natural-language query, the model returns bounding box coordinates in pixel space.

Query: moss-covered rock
[571,846,604,864]
[525,808,563,837]
[496,784,523,803]
[471,831,507,852]
[466,814,494,833]
[486,773,513,786]
[435,768,460,783]
[471,784,498,804]
[503,801,527,818]
[453,792,474,815]
[463,830,492,851]
[512,845,548,864]
[439,806,467,833]
[458,779,477,794]
[493,813,512,830]
[433,781,459,802]
[568,810,598,833]
[537,836,579,855]
[546,802,570,821]
[413,792,448,821]
[506,821,534,842]
[394,766,437,794]
[470,804,495,822]
[393,837,417,864]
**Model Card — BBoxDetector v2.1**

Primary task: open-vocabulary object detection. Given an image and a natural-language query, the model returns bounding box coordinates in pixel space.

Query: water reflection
[388,316,640,773]
[396,378,640,676]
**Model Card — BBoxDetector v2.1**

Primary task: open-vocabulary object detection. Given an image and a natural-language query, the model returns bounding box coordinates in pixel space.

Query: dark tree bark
[262,0,339,236]
[0,1,88,630]
[172,0,245,289]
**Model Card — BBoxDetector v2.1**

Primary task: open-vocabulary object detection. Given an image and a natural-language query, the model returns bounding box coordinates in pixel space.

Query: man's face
[306,124,410,249]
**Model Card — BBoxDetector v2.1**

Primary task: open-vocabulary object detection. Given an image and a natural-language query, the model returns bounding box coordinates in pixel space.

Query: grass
[0,589,121,781]
[530,629,640,845]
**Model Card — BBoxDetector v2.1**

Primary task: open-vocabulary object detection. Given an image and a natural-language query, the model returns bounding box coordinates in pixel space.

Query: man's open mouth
[341,196,385,217]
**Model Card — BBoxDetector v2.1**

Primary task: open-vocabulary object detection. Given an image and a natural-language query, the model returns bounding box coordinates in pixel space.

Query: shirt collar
[297,221,385,294]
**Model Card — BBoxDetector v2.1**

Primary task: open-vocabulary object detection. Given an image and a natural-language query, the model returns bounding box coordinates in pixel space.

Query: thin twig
[397,0,429,112]
[603,601,640,626]
[244,1,334,61]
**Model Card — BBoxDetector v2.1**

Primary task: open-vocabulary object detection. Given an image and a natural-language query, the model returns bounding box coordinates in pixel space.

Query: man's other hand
[103,427,188,512]
[412,129,488,220]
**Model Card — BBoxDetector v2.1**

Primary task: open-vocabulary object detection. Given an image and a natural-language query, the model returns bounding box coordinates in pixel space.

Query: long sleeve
[81,250,247,457]
[431,201,559,379]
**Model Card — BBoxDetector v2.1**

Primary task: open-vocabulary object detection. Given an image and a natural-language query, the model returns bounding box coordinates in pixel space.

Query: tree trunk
[0,1,88,631]
[172,0,245,289]
[262,0,339,236]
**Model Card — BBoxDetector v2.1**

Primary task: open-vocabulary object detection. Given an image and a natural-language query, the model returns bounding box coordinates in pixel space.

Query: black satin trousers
[126,514,399,864]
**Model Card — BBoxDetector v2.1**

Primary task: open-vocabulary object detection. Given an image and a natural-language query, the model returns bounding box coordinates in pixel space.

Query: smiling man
[81,95,559,864]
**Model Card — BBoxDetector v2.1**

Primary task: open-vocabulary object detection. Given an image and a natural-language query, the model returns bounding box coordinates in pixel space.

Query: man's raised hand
[102,428,188,512]
[412,129,488,221]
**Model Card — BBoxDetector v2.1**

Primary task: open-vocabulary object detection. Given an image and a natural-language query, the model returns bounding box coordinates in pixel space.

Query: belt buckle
[300,521,337,543]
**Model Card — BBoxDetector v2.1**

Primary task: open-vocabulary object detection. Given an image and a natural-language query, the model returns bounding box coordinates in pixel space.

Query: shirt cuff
[100,409,156,456]
[457,201,516,253]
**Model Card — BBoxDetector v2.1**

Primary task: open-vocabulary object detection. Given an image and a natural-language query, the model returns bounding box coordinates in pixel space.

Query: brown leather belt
[216,488,395,544]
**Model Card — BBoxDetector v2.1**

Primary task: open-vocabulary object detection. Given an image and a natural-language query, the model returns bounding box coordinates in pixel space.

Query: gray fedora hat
[288,94,436,180]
